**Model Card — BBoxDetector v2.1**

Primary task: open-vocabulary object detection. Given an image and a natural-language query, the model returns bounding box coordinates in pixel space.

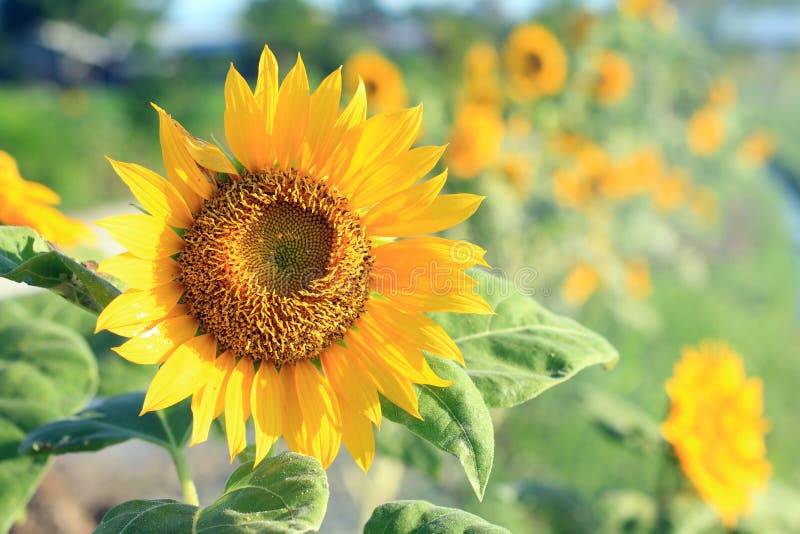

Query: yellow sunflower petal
[112,314,199,365]
[280,365,309,458]
[141,334,217,414]
[224,64,270,172]
[314,80,367,182]
[98,253,179,290]
[350,347,421,420]
[251,362,284,466]
[96,214,183,260]
[349,144,446,208]
[362,170,446,229]
[292,360,342,468]
[183,136,238,175]
[299,67,342,172]
[190,350,236,446]
[106,157,193,228]
[96,284,183,336]
[153,104,216,210]
[225,357,255,462]
[341,409,375,473]
[272,54,310,168]
[254,44,279,133]
[321,344,381,426]
[373,193,483,237]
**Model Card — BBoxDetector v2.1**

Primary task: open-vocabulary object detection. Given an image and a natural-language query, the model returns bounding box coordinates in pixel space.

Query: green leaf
[435,269,620,408]
[20,392,191,455]
[364,500,510,534]
[94,452,329,534]
[381,358,494,500]
[0,321,97,533]
[0,226,121,314]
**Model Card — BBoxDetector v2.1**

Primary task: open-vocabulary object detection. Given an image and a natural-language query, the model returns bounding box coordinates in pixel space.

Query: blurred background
[1,0,799,532]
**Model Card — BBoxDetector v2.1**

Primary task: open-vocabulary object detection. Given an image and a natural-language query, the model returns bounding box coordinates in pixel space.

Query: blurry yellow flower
[690,186,719,223]
[611,146,665,198]
[553,167,591,208]
[651,169,689,212]
[446,103,504,179]
[562,262,601,306]
[551,131,590,156]
[708,77,738,110]
[507,113,532,139]
[0,150,93,246]
[687,106,726,156]
[619,0,664,18]
[464,42,499,79]
[344,50,408,112]
[738,130,777,168]
[96,45,490,471]
[650,2,679,32]
[553,144,614,207]
[662,341,770,528]
[593,51,634,106]
[504,23,568,101]
[500,152,534,195]
[624,259,652,299]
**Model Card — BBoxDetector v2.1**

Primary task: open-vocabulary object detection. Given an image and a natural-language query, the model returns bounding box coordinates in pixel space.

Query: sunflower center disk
[179,169,373,364]
[524,52,543,75]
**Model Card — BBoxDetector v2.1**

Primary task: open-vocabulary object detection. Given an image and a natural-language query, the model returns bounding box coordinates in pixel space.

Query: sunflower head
[624,259,652,299]
[593,51,634,106]
[95,45,491,471]
[445,103,504,179]
[0,150,93,246]
[739,130,777,168]
[562,262,601,306]
[504,23,569,101]
[686,106,726,157]
[618,0,664,18]
[662,340,771,528]
[344,50,408,112]
[651,169,690,212]
[708,77,738,110]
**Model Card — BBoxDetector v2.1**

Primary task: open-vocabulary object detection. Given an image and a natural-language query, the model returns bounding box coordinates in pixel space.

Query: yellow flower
[463,42,499,79]
[593,51,634,106]
[624,259,652,299]
[738,130,777,168]
[0,150,93,246]
[708,77,738,110]
[619,0,664,18]
[500,152,534,195]
[610,146,665,198]
[344,50,408,112]
[553,167,592,208]
[562,262,601,306]
[445,103,504,179]
[95,46,491,471]
[651,169,689,212]
[687,106,726,156]
[552,144,614,207]
[504,23,568,101]
[662,341,770,528]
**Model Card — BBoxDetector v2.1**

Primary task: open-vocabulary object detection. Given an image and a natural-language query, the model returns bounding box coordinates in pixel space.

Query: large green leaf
[20,392,191,455]
[0,321,97,533]
[364,500,510,534]
[0,226,121,314]
[435,269,619,408]
[381,358,494,500]
[94,452,329,534]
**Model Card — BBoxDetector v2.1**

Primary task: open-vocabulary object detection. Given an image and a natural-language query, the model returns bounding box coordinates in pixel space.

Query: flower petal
[112,314,199,365]
[98,253,179,290]
[191,350,236,446]
[254,44,279,133]
[290,360,342,468]
[272,54,310,168]
[96,214,183,260]
[224,64,270,172]
[341,409,375,473]
[225,357,255,462]
[321,344,381,426]
[299,67,342,172]
[251,362,284,466]
[96,285,183,336]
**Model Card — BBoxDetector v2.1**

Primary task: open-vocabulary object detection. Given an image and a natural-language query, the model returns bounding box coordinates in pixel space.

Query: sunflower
[651,169,689,212]
[707,77,738,110]
[445,103,504,179]
[562,262,601,306]
[662,341,770,527]
[95,46,490,471]
[504,23,568,101]
[593,51,634,106]
[618,0,664,19]
[463,42,499,80]
[0,150,93,246]
[344,50,408,113]
[460,43,504,110]
[686,106,726,157]
[738,130,777,168]
[609,146,664,198]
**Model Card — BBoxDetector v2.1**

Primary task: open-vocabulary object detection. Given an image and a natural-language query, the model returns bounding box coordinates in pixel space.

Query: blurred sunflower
[460,42,504,109]
[707,77,738,110]
[0,150,93,246]
[463,42,499,79]
[738,130,777,168]
[562,262,601,306]
[504,23,568,101]
[445,103,504,179]
[686,106,726,156]
[662,341,770,528]
[593,51,634,106]
[651,169,689,212]
[344,50,408,112]
[624,259,652,299]
[618,0,664,18]
[95,45,490,471]
[500,152,534,195]
[610,146,665,198]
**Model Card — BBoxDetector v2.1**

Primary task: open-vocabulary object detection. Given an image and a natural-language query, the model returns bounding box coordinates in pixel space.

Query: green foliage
[0,226,121,314]
[94,452,330,534]
[579,387,664,453]
[436,269,620,408]
[381,358,494,501]
[20,392,191,455]
[0,320,97,533]
[364,500,510,534]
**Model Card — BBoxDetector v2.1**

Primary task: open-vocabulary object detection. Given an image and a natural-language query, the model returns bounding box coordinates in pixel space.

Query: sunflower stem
[170,447,200,506]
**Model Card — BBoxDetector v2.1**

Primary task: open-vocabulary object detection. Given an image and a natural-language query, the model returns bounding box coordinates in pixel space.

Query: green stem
[170,448,200,506]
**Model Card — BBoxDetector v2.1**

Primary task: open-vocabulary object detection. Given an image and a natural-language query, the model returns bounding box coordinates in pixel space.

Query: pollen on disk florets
[179,169,373,364]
